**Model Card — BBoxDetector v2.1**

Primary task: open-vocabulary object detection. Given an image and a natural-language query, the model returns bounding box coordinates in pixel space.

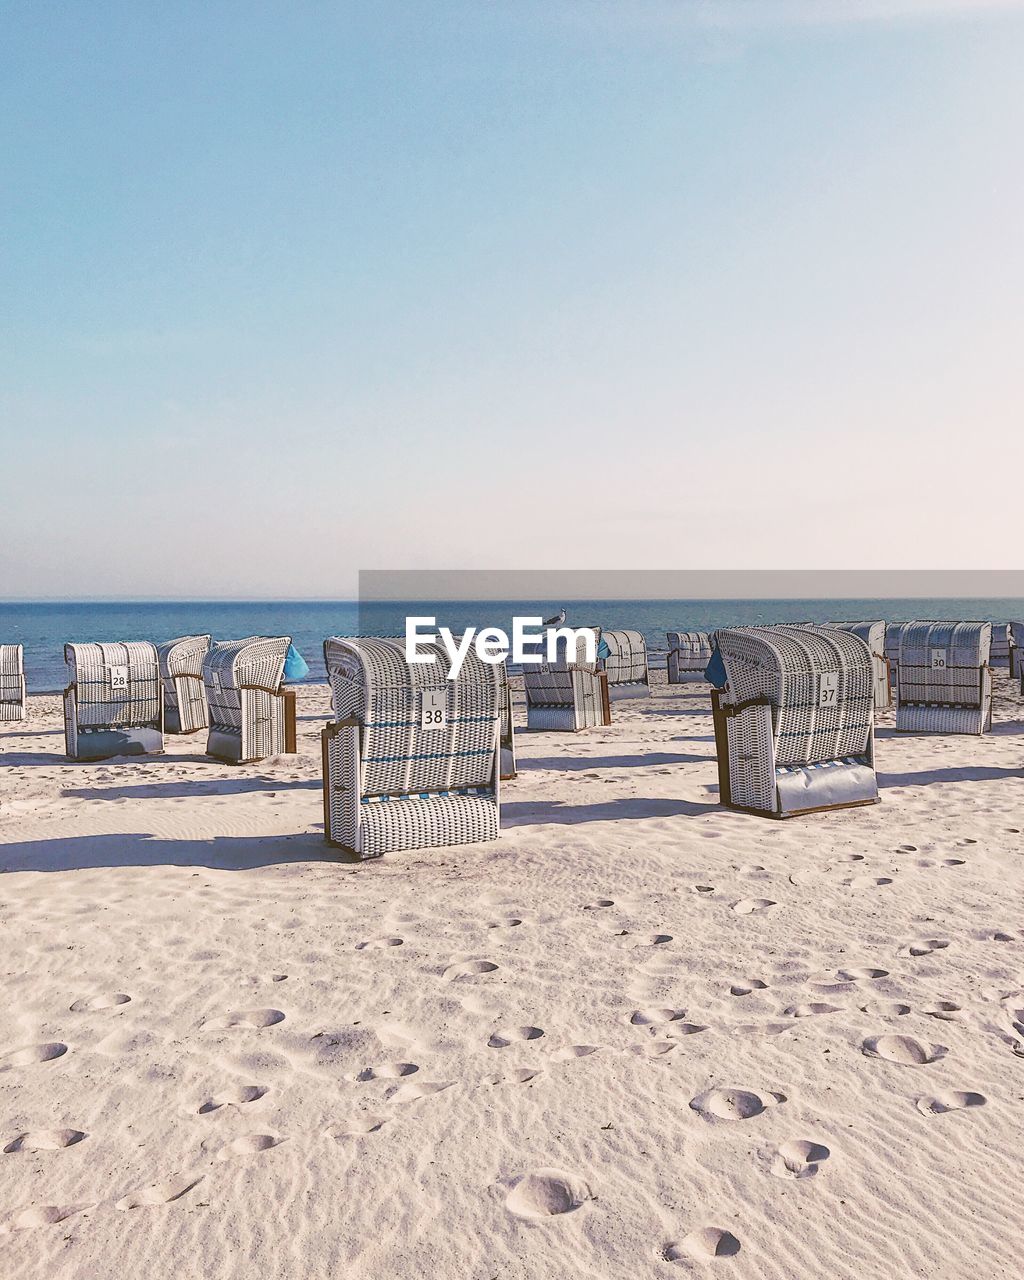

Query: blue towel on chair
[283,644,309,681]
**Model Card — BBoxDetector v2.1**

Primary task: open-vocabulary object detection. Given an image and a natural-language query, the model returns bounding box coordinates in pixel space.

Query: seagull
[543,608,566,627]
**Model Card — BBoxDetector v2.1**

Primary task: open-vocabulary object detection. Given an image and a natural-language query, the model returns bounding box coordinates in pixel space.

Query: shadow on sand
[0,830,358,872]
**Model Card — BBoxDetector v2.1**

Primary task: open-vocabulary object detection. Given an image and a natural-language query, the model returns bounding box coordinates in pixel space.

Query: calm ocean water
[2,599,1022,692]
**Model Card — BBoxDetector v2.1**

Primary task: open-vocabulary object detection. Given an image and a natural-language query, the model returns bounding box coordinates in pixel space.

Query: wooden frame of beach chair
[63,641,164,760]
[0,644,26,722]
[666,631,713,684]
[600,629,650,700]
[496,659,517,780]
[711,626,878,819]
[822,621,891,711]
[523,629,611,732]
[157,634,212,734]
[203,636,295,763]
[894,621,992,735]
[321,636,501,859]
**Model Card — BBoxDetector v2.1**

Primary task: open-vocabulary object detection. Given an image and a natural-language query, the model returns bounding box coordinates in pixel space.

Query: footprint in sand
[732,1022,791,1036]
[665,1227,741,1261]
[442,960,499,980]
[916,1090,986,1116]
[583,900,615,910]
[489,1026,544,1048]
[355,1062,418,1082]
[328,1114,387,1139]
[899,939,950,958]
[198,1084,268,1115]
[768,1139,831,1179]
[486,917,522,929]
[0,1204,90,1234]
[4,1129,87,1154]
[0,1043,67,1071]
[504,1169,592,1219]
[204,1009,285,1030]
[862,1034,945,1065]
[552,1045,599,1062]
[630,1008,688,1027]
[846,875,894,889]
[859,1001,912,1017]
[70,993,131,1012]
[115,1176,204,1210]
[732,898,776,915]
[630,1039,678,1057]
[782,1003,841,1018]
[209,1134,284,1161]
[488,1068,542,1084]
[922,1001,963,1022]
[387,1080,452,1103]
[690,1088,784,1123]
[635,933,673,946]
[730,979,768,997]
[837,967,888,981]
[355,937,403,950]
[837,853,866,862]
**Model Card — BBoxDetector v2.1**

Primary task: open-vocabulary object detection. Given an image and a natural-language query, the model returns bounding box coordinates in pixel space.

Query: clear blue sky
[2,1,1021,598]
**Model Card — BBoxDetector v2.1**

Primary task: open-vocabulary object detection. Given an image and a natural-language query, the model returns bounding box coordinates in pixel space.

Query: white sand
[2,676,1024,1279]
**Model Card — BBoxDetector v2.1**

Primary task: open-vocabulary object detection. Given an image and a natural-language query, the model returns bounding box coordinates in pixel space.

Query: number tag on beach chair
[818,671,838,707]
[109,665,129,692]
[421,689,447,731]
[930,649,947,671]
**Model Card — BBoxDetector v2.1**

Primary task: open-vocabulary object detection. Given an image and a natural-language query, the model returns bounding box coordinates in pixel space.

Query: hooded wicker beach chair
[708,625,877,818]
[321,636,501,859]
[1010,622,1024,680]
[63,641,163,760]
[823,621,891,710]
[523,629,610,731]
[599,629,650,700]
[0,644,26,722]
[989,624,1010,668]
[157,634,212,734]
[894,621,992,735]
[204,636,295,763]
[666,631,714,684]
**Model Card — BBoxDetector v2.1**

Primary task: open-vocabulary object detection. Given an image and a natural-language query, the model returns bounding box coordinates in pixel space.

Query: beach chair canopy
[321,636,501,858]
[599,629,650,699]
[712,625,877,817]
[63,641,163,759]
[822,620,891,710]
[157,634,212,734]
[204,635,293,762]
[0,644,26,722]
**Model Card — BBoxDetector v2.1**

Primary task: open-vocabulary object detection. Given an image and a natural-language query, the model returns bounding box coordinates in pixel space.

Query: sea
[3,599,1023,693]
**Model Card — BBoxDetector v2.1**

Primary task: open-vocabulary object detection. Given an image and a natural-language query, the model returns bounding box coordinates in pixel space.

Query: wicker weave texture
[601,630,650,691]
[0,644,26,721]
[894,621,992,734]
[666,631,713,683]
[203,636,290,761]
[322,637,500,857]
[823,621,891,710]
[64,642,162,728]
[157,634,211,733]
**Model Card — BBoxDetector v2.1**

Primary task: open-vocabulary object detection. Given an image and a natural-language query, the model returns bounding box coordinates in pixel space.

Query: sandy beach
[2,673,1023,1279]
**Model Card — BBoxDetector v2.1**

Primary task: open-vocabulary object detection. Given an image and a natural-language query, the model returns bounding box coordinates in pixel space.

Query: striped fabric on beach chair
[0,644,26,722]
[157,634,212,734]
[666,631,713,684]
[709,626,877,818]
[63,641,163,760]
[824,621,891,710]
[322,636,501,859]
[204,636,295,763]
[600,629,650,700]
[1010,622,1024,680]
[894,621,992,735]
[523,629,610,731]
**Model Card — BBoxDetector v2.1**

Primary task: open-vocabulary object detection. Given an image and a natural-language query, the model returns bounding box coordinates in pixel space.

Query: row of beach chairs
[61,636,297,763]
[1,619,1020,862]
